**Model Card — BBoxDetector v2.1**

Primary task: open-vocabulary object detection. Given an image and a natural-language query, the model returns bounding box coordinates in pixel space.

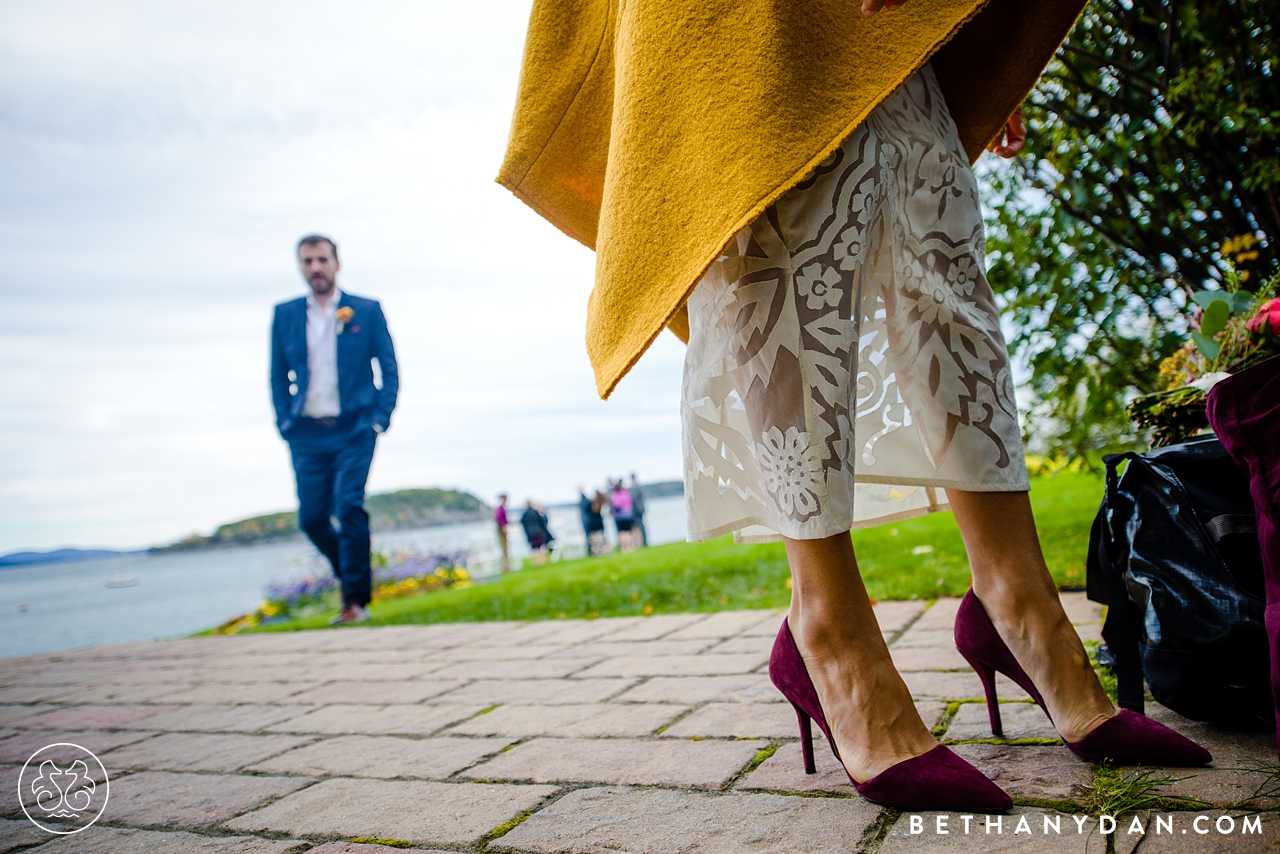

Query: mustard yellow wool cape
[498,0,1087,399]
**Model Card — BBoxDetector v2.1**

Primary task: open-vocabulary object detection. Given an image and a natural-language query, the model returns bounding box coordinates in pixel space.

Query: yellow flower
[335,306,354,324]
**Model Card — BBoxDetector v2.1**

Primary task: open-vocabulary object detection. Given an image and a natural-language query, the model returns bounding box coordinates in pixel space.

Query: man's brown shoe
[327,605,369,626]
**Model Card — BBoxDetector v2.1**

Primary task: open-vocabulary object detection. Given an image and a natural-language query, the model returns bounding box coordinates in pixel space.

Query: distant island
[1,481,687,562]
[546,480,684,510]
[153,488,490,553]
[0,548,134,568]
[640,480,683,500]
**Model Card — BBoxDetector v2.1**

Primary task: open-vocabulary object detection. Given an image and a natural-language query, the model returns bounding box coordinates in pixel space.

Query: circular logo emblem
[18,743,110,834]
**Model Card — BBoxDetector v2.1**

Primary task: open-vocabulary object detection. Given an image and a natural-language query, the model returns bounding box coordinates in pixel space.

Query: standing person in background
[609,480,637,552]
[495,494,511,572]
[629,473,647,547]
[578,486,604,556]
[521,500,554,566]
[271,234,398,626]
[590,488,610,556]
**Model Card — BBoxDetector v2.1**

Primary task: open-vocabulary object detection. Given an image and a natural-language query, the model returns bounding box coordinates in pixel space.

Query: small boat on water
[106,575,139,588]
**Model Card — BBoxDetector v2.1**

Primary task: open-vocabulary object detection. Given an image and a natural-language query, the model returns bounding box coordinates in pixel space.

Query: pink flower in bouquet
[1246,298,1280,336]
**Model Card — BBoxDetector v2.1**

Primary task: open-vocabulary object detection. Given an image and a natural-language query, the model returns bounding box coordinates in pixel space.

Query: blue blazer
[270,292,399,436]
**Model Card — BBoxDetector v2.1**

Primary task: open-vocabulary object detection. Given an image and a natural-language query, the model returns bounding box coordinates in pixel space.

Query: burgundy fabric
[956,590,1045,707]
[953,590,1212,766]
[768,620,1012,812]
[1206,354,1280,757]
[768,620,834,749]
[855,744,1010,812]
[1068,708,1211,765]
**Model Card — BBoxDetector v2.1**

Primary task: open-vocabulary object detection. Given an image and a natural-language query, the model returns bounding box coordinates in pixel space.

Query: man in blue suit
[271,235,399,625]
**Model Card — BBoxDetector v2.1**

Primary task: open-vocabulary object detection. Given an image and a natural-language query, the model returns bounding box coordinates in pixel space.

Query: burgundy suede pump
[954,589,1212,766]
[769,620,1012,812]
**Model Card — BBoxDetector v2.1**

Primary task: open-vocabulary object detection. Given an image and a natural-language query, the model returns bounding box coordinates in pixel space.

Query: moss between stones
[858,807,902,849]
[742,743,780,775]
[933,701,963,736]
[747,788,855,799]
[348,838,411,849]
[481,809,536,845]
[1010,797,1085,813]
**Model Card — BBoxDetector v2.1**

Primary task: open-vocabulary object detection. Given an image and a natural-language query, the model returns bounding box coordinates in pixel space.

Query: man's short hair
[296,234,338,261]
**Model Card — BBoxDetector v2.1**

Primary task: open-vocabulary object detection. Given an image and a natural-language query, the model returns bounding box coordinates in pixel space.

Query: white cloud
[0,0,685,552]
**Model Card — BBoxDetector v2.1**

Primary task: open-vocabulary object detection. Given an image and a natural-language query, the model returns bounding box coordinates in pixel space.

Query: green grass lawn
[246,471,1102,633]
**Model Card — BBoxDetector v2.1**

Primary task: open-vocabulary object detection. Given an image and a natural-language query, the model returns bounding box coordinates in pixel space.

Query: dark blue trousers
[287,414,378,607]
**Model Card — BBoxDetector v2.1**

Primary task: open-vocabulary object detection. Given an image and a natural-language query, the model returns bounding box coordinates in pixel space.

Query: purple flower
[266,548,470,608]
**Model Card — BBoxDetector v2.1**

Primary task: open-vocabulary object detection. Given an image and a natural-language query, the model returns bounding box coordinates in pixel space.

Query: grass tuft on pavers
[243,471,1101,632]
[1079,762,1210,817]
[1225,758,1280,813]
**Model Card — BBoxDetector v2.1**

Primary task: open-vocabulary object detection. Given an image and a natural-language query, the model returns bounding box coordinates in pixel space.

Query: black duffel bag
[1086,434,1272,728]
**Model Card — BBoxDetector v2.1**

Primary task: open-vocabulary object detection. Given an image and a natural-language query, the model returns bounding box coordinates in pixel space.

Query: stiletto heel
[769,619,1011,812]
[954,589,1212,766]
[968,658,1004,737]
[792,702,816,774]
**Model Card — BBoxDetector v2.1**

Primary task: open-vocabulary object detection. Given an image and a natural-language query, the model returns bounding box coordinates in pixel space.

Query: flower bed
[213,547,470,633]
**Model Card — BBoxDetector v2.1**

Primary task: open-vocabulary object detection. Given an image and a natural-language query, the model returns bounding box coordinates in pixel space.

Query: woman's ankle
[971,578,1117,738]
[971,568,1059,613]
[788,606,884,656]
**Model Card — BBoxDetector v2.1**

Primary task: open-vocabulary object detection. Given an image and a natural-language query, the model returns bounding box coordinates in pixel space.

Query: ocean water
[0,495,687,660]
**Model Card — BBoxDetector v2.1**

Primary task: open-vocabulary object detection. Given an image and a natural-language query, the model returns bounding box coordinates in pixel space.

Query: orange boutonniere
[335,306,354,334]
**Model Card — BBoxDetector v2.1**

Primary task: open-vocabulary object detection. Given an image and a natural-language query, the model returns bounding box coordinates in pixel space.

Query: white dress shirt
[301,288,342,418]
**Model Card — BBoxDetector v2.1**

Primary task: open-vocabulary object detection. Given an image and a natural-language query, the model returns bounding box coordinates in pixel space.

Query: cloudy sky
[0,1,688,553]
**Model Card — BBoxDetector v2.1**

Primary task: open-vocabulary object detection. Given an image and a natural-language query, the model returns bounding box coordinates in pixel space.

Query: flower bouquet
[1128,238,1280,446]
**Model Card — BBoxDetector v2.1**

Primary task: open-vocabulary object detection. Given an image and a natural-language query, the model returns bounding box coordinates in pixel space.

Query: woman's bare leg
[785,533,938,783]
[946,490,1115,742]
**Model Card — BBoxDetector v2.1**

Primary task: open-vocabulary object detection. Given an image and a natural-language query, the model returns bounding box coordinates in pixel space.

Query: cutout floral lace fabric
[682,64,1029,543]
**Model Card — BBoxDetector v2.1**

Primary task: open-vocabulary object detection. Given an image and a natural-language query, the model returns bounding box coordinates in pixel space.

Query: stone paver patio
[1,595,1276,852]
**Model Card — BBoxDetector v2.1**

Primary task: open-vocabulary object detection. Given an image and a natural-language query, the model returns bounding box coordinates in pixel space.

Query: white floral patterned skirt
[682,63,1029,544]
